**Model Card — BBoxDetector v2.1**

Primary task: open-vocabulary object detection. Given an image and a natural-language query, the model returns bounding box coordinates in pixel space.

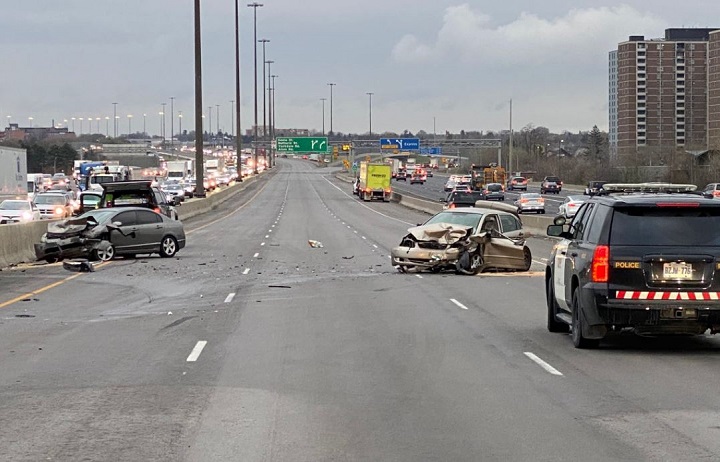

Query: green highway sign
[276,137,328,153]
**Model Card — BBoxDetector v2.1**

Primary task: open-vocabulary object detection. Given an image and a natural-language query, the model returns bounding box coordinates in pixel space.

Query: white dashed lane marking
[243,268,251,275]
[224,293,236,303]
[450,298,469,310]
[186,341,208,362]
[524,352,563,376]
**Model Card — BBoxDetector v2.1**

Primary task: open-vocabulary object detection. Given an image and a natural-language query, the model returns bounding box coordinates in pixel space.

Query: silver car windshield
[425,211,483,230]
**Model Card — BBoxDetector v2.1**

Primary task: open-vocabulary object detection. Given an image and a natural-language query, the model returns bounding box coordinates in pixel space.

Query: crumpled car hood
[47,216,94,235]
[407,222,472,245]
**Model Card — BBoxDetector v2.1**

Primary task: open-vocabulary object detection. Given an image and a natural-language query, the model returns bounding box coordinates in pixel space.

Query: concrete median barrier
[0,174,264,268]
[0,220,53,268]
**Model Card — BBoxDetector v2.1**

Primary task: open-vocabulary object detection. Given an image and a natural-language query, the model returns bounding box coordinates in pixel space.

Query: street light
[78,117,83,134]
[159,111,165,143]
[208,106,213,144]
[71,117,75,132]
[170,96,175,152]
[271,74,277,138]
[320,98,326,135]
[178,112,183,139]
[234,0,243,168]
[161,103,167,146]
[265,58,274,167]
[127,114,133,135]
[105,117,110,136]
[143,113,147,136]
[327,82,336,135]
[96,117,100,134]
[366,92,374,136]
[248,2,264,174]
[216,104,221,148]
[112,102,118,137]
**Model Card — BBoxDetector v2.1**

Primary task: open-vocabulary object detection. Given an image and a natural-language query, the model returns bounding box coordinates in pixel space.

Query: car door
[109,210,141,252]
[499,213,524,239]
[559,203,595,308]
[134,210,165,252]
[553,205,591,311]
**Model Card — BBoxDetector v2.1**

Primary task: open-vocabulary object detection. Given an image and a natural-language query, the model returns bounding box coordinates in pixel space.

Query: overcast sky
[1,1,718,137]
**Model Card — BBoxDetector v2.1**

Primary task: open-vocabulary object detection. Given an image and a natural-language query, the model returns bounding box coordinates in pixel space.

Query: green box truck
[358,162,392,202]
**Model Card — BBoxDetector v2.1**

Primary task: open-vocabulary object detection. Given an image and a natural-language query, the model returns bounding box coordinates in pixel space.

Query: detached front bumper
[391,245,460,268]
[34,236,102,261]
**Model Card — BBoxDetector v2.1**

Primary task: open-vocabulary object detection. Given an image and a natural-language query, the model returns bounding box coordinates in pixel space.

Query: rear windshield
[610,206,720,246]
[487,184,502,191]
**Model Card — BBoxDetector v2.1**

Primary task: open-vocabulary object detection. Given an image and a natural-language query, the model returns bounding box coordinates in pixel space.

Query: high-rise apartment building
[709,30,720,150]
[608,50,618,158]
[610,28,718,159]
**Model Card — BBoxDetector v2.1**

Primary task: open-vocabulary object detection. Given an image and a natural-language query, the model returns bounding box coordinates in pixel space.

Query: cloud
[392,4,668,66]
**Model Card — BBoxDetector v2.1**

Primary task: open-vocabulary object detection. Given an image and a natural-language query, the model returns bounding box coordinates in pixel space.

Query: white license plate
[663,262,693,279]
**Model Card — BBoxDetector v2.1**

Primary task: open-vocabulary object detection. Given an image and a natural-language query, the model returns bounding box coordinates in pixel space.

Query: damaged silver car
[390,204,532,274]
[35,207,186,263]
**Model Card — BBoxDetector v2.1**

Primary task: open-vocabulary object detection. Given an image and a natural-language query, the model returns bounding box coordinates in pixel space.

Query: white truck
[205,158,225,175]
[166,161,188,180]
[0,146,28,199]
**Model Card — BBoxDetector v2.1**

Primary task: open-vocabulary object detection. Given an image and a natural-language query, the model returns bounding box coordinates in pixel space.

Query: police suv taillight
[591,245,610,283]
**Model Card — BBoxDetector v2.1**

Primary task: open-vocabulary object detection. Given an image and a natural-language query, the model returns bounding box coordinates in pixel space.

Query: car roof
[592,193,720,207]
[100,180,153,192]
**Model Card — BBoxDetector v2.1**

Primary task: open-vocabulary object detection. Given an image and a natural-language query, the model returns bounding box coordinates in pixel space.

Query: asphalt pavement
[1,159,720,461]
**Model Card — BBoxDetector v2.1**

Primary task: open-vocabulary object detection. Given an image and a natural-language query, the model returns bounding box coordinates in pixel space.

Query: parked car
[483,183,505,201]
[514,193,545,214]
[34,192,74,219]
[545,182,720,348]
[391,203,532,274]
[584,180,607,196]
[701,183,720,199]
[34,207,186,263]
[558,196,585,218]
[507,176,528,191]
[0,199,41,224]
[541,176,563,194]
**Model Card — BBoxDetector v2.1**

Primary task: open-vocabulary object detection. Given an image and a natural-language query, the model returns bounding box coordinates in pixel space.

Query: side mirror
[112,221,122,227]
[553,215,567,226]
[547,224,571,238]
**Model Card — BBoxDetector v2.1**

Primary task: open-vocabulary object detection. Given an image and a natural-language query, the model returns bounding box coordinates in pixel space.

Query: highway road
[2,158,720,461]
[391,172,583,216]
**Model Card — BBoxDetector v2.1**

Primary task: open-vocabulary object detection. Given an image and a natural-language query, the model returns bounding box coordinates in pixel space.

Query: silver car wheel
[97,245,115,261]
[160,236,178,258]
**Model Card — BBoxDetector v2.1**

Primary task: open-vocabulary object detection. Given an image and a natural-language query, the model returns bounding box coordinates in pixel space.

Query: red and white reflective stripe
[616,291,720,300]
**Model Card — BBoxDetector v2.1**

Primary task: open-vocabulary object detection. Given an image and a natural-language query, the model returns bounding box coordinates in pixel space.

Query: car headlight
[22,211,33,220]
[54,207,65,216]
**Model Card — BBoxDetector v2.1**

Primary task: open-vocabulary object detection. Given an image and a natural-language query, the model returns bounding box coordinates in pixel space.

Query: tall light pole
[143,113,147,136]
[127,114,133,135]
[265,59,274,167]
[234,0,243,170]
[508,98,513,173]
[248,2,264,174]
[170,96,175,152]
[112,103,118,137]
[271,74,277,136]
[208,106,213,144]
[320,98,326,135]
[366,92,374,136]
[95,117,100,134]
[105,117,110,136]
[178,112,183,139]
[78,117,83,134]
[159,111,164,144]
[327,83,336,135]
[71,117,76,133]
[161,103,167,147]
[259,39,270,140]
[194,0,205,197]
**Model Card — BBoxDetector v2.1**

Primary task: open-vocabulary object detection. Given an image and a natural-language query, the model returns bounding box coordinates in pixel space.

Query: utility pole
[194,0,205,197]
[112,102,118,138]
[509,98,513,174]
[234,0,243,180]
[320,98,326,136]
[170,96,175,153]
[327,82,336,135]
[248,2,264,174]
[366,92,373,136]
[265,58,274,167]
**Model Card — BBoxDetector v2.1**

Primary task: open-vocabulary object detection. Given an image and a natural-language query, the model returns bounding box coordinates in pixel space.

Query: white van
[27,173,44,200]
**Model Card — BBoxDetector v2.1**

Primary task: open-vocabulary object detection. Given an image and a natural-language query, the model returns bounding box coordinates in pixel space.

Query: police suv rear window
[610,207,720,246]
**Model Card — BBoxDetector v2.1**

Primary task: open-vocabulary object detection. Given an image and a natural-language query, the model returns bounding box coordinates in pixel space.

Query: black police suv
[546,183,720,348]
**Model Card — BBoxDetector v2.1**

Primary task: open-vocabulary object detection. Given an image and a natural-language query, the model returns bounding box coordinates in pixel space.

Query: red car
[507,176,528,191]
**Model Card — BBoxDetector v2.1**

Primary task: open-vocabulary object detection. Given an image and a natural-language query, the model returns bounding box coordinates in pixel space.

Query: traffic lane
[393,175,567,216]
[0,172,287,460]
[188,167,640,461]
[420,255,720,459]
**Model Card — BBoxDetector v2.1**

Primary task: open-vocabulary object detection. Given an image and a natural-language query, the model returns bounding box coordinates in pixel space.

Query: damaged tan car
[391,204,532,275]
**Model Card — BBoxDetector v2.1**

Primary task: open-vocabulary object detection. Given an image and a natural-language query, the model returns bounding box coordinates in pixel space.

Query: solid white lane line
[186,341,208,362]
[415,274,423,279]
[253,253,259,258]
[450,298,469,310]
[224,293,236,303]
[524,352,564,376]
[243,268,251,275]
